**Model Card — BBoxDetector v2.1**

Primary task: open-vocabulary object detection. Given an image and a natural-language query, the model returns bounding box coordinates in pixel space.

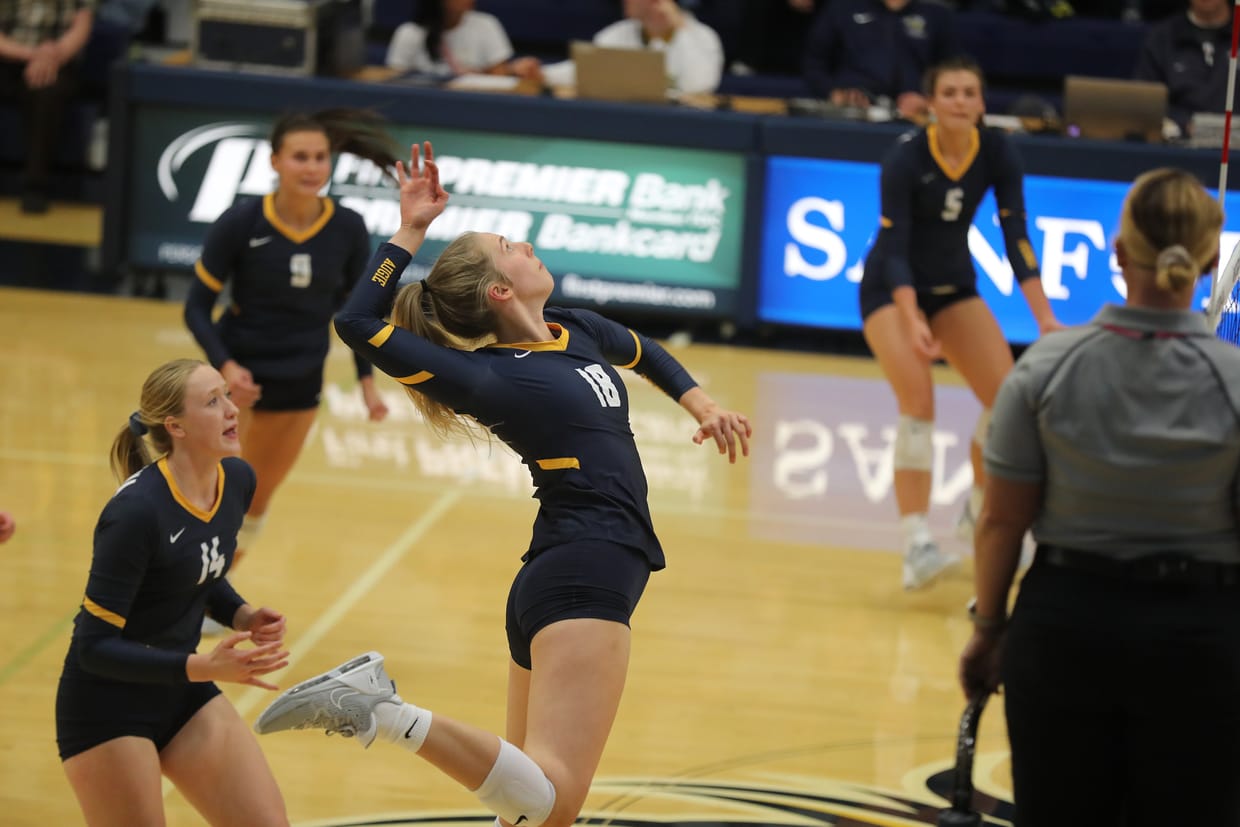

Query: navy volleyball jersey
[335,244,700,569]
[185,194,374,380]
[862,126,1040,294]
[61,457,255,685]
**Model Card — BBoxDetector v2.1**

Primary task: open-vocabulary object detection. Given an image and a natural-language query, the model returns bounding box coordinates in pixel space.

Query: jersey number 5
[290,253,313,288]
[576,364,622,408]
[941,187,964,222]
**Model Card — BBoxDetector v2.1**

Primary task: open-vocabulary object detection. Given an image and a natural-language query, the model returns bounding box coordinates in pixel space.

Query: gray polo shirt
[985,304,1240,563]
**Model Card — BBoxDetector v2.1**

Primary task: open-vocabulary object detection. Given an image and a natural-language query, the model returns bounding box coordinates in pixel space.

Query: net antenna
[1209,0,1240,335]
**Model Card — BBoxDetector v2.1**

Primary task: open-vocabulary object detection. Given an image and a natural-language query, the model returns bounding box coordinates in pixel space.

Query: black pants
[0,58,80,188]
[1002,557,1240,826]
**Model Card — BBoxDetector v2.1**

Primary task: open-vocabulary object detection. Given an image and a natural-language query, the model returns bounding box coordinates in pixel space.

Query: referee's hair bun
[1154,244,1196,291]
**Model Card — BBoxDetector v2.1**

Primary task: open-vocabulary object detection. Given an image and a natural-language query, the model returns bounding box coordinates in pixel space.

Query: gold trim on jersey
[536,457,580,470]
[489,323,569,352]
[397,370,434,385]
[82,596,125,628]
[926,125,979,183]
[617,329,642,369]
[1018,239,1039,270]
[194,260,223,293]
[880,217,893,228]
[369,324,395,348]
[157,457,225,523]
[263,194,336,244]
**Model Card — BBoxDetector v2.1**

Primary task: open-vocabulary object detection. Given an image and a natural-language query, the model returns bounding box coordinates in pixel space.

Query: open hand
[189,631,290,689]
[395,141,450,232]
[692,407,752,463]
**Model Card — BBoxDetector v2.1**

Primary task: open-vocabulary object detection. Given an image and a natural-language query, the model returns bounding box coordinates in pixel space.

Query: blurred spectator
[1135,0,1236,134]
[386,0,540,79]
[543,0,725,94]
[803,0,957,120]
[0,510,13,543]
[732,0,822,76]
[0,0,95,213]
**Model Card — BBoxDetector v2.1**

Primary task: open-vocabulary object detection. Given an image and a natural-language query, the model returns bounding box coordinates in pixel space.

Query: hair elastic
[128,411,149,437]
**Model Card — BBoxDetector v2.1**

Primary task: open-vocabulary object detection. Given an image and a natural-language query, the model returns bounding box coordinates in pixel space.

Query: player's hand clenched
[238,605,287,646]
[220,360,262,408]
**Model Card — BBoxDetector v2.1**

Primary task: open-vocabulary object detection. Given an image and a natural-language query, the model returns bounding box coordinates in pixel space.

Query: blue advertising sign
[759,157,1240,343]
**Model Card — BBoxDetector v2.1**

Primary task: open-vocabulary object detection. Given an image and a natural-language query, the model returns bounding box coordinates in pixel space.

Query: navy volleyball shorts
[252,366,324,412]
[505,540,652,669]
[859,284,980,323]
[56,675,222,760]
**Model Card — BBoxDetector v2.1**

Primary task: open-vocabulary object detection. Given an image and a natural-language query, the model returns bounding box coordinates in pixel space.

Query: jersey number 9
[290,254,313,288]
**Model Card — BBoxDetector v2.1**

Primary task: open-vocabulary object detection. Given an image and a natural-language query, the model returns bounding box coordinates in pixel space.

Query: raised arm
[333,142,486,412]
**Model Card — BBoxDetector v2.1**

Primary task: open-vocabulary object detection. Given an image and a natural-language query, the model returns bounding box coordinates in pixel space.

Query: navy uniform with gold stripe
[335,243,699,667]
[184,194,373,409]
[55,457,255,760]
[860,125,1040,320]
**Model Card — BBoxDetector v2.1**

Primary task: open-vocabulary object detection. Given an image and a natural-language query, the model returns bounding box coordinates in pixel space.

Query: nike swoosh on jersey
[514,350,533,359]
[249,236,273,248]
[853,12,874,23]
[170,527,186,543]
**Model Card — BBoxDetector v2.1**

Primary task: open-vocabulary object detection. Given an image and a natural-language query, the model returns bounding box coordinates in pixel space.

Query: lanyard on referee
[1100,323,1188,340]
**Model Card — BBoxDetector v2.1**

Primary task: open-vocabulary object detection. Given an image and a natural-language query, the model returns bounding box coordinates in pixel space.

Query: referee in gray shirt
[959,168,1240,826]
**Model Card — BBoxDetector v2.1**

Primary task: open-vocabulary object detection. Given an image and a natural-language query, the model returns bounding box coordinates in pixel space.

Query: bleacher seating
[367,0,1148,117]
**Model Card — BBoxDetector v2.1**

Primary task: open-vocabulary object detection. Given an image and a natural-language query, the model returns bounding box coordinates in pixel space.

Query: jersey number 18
[576,364,622,408]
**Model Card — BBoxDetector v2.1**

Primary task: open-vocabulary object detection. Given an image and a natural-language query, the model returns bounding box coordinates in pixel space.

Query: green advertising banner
[126,107,746,316]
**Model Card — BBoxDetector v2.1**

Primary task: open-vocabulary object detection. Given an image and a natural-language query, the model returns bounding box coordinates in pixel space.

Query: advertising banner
[123,107,747,317]
[759,157,1240,343]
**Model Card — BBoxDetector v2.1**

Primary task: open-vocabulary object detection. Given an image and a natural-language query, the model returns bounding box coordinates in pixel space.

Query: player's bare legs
[864,305,957,588]
[234,407,317,568]
[63,738,166,827]
[930,298,1013,542]
[864,305,935,516]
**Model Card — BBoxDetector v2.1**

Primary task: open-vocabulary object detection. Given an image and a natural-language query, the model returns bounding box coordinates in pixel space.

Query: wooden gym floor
[0,284,1012,826]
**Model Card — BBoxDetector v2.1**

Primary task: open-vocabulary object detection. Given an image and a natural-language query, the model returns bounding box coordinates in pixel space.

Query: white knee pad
[894,416,933,471]
[236,514,266,552]
[474,740,556,827]
[972,408,993,449]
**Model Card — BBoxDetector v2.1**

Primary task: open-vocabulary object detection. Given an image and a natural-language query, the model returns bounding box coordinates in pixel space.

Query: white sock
[374,701,432,753]
[969,486,984,519]
[900,513,932,546]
